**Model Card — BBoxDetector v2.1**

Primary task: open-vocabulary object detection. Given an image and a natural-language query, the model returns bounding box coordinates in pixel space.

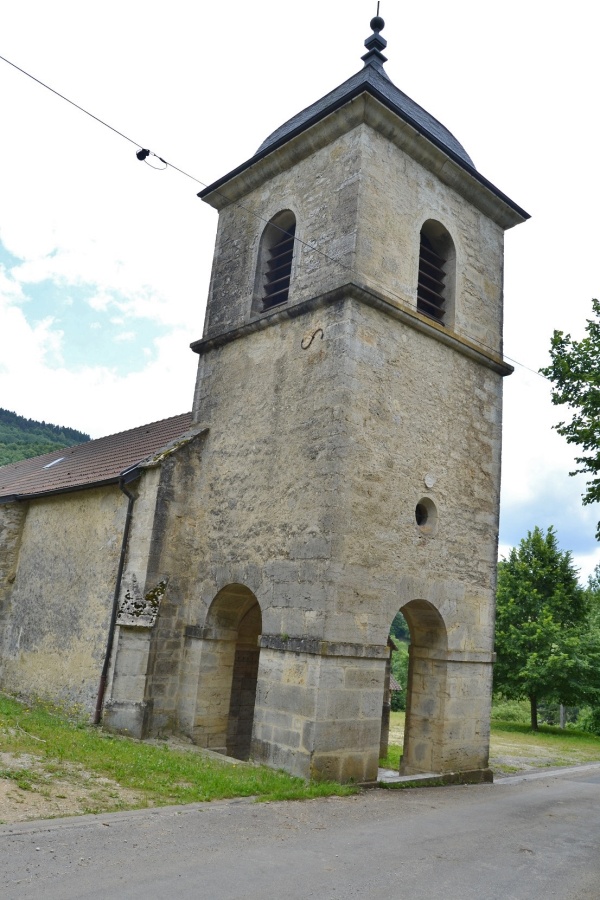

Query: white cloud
[0,300,197,436]
[0,266,26,305]
[0,283,65,371]
[0,255,196,435]
[88,294,112,312]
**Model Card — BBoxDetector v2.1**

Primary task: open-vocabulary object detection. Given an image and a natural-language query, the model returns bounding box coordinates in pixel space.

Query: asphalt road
[2,764,599,900]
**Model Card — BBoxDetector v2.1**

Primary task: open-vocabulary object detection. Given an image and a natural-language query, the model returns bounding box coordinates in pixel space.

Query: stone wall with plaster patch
[0,487,128,712]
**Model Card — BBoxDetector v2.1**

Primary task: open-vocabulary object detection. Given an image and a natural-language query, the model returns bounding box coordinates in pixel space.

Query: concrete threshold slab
[377,768,439,786]
[375,767,494,788]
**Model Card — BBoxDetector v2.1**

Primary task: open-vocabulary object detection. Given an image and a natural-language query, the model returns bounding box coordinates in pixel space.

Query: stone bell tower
[183,16,528,783]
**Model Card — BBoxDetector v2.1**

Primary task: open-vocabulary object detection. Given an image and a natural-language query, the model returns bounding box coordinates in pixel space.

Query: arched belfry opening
[417,220,456,326]
[384,600,449,775]
[254,210,296,312]
[198,585,262,761]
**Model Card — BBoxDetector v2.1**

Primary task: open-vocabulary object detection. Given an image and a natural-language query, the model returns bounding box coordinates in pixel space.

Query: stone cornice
[259,634,390,659]
[190,281,513,377]
[200,93,527,231]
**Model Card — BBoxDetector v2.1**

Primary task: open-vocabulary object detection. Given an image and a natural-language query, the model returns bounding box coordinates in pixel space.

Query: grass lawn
[0,694,356,824]
[380,711,600,774]
[489,721,600,773]
[3,697,600,825]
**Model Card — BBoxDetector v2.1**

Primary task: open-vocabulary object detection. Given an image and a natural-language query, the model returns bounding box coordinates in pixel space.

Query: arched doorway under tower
[226,600,262,759]
[385,599,448,776]
[191,584,262,761]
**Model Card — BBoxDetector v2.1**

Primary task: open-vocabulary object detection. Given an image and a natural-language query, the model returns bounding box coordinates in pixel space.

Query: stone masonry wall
[0,487,127,712]
[191,304,349,641]
[185,293,502,777]
[135,433,209,733]
[323,295,502,648]
[253,640,387,782]
[191,294,501,651]
[202,127,362,340]
[201,116,506,359]
[357,124,505,351]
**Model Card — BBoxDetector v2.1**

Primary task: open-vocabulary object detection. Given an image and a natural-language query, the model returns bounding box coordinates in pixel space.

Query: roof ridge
[83,411,192,444]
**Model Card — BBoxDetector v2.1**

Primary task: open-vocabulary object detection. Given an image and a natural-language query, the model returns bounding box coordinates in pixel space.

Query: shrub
[576,706,600,736]
[491,697,530,723]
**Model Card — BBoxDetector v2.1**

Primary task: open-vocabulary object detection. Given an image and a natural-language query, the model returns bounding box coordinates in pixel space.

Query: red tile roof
[389,674,402,692]
[0,413,194,500]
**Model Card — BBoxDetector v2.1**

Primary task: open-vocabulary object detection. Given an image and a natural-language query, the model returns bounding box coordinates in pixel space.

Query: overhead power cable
[0,52,204,184]
[0,53,140,149]
[0,51,548,381]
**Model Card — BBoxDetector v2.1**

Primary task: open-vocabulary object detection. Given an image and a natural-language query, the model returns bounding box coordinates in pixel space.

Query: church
[0,16,528,783]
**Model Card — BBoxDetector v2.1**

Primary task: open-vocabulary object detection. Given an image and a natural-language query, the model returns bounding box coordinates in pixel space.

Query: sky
[1,1,599,578]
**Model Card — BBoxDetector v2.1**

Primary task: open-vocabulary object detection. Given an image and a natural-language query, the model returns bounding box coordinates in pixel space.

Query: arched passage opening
[200,584,262,760]
[225,601,262,760]
[383,599,448,775]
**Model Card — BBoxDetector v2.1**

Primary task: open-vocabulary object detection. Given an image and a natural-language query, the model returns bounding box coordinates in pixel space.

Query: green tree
[577,564,600,735]
[494,526,600,730]
[540,298,600,539]
[586,563,600,628]
[389,611,409,642]
[0,407,89,467]
[389,636,409,712]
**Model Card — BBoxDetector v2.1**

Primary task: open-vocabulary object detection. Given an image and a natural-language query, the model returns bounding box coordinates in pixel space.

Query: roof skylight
[43,457,65,469]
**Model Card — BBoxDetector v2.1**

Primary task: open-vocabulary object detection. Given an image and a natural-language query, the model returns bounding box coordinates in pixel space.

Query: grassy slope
[0,695,355,823]
[2,700,599,824]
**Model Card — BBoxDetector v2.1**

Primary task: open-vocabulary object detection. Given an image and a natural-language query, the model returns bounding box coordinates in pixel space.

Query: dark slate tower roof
[256,17,475,170]
[199,16,528,224]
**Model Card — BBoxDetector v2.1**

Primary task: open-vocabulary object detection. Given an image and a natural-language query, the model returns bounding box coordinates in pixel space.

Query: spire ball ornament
[362,11,388,70]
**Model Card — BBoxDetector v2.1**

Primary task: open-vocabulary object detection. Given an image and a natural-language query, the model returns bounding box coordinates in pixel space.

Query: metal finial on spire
[371,2,385,34]
[362,9,387,70]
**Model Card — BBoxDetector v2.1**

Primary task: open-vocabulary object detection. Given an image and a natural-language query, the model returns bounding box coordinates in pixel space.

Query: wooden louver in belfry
[262,224,296,309]
[417,234,446,323]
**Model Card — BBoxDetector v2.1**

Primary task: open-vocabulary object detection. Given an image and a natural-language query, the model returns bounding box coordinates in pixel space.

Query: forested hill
[0,408,90,466]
